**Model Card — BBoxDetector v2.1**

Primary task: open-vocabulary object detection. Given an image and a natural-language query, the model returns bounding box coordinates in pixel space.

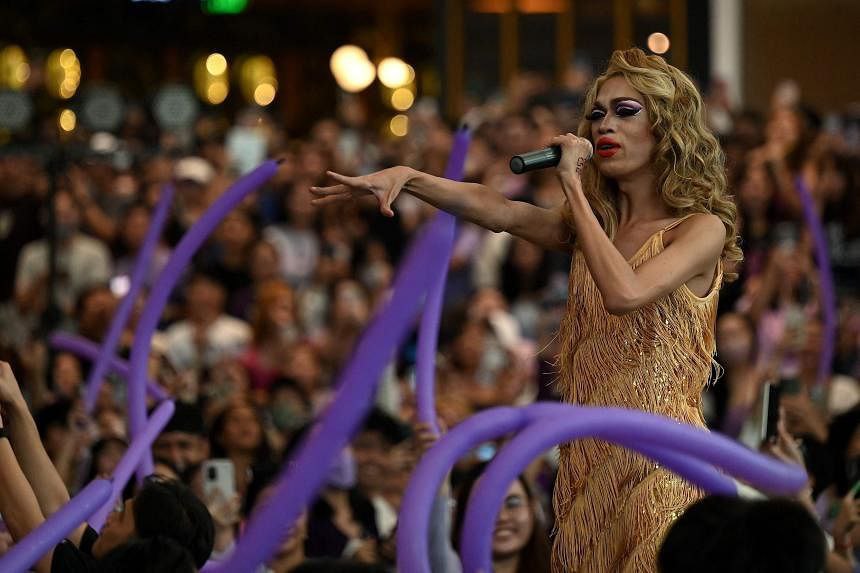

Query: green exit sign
[203,0,248,14]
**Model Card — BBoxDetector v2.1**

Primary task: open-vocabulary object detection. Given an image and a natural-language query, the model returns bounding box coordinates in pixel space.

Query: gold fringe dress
[553,214,723,572]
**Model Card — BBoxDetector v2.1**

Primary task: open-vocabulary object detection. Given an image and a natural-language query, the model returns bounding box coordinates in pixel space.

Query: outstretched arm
[310,166,573,252]
[552,134,725,315]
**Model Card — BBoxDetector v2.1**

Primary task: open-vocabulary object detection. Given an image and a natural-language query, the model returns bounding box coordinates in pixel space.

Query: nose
[596,113,618,134]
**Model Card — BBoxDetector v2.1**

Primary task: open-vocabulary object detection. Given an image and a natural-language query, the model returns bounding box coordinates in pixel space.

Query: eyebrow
[592,97,644,109]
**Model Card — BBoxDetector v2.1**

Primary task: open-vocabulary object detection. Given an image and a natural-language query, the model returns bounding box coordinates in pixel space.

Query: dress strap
[661,213,698,233]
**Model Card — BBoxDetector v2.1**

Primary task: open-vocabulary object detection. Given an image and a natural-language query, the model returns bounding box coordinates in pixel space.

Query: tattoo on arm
[576,157,586,174]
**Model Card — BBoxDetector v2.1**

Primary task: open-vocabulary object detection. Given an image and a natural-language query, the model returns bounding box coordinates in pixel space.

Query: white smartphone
[202,459,236,500]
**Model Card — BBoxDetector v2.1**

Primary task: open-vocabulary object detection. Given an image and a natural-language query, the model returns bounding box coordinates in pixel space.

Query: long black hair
[451,463,551,573]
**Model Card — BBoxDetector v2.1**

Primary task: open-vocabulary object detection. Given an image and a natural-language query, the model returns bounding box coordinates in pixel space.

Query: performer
[311,47,740,572]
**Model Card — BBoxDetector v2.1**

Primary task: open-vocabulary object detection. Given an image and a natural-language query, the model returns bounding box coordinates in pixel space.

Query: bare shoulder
[670,213,726,249]
[663,213,726,278]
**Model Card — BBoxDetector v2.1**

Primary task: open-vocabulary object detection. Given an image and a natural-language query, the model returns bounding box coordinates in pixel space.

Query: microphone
[509,142,593,174]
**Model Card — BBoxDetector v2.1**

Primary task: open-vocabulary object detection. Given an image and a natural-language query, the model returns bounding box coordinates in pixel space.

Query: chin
[595,160,644,181]
[493,543,528,560]
[595,162,626,179]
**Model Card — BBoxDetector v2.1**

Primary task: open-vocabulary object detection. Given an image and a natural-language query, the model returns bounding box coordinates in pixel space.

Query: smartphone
[761,382,781,444]
[202,459,236,500]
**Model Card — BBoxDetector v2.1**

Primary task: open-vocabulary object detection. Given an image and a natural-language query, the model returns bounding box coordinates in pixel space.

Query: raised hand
[0,362,25,408]
[413,421,440,458]
[549,133,594,180]
[309,167,412,217]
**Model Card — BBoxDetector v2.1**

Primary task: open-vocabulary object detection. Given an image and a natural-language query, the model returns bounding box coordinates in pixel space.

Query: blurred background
[1,0,858,138]
[1,1,860,570]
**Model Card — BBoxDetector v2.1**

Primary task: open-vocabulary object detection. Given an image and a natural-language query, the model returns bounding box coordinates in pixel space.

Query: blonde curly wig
[573,48,742,281]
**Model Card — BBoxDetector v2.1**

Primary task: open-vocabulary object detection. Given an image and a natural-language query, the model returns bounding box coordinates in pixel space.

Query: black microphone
[509,146,560,174]
[509,142,594,174]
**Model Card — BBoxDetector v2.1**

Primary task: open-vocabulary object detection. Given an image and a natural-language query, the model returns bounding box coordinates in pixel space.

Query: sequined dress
[553,214,723,572]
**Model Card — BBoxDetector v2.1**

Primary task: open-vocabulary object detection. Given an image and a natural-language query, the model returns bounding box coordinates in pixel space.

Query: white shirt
[163,315,251,371]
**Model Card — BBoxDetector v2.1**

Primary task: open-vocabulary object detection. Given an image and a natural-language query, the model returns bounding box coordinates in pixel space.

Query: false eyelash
[585,110,605,121]
[616,105,642,117]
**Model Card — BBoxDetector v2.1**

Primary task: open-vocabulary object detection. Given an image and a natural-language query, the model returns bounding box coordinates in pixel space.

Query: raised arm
[0,411,53,573]
[552,134,725,316]
[310,166,573,252]
[0,363,79,532]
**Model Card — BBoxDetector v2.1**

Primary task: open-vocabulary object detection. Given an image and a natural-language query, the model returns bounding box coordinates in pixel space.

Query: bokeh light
[330,45,375,93]
[58,108,76,132]
[59,49,77,69]
[46,48,81,99]
[239,55,278,106]
[206,53,228,76]
[647,32,671,54]
[377,57,411,89]
[391,87,415,111]
[194,53,230,105]
[253,82,277,106]
[0,45,30,90]
[389,114,409,137]
[207,81,229,104]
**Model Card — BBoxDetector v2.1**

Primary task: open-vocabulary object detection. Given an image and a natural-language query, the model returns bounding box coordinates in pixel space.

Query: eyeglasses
[502,495,527,511]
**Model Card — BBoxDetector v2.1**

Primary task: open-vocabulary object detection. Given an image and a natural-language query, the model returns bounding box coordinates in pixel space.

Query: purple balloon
[795,175,837,387]
[50,332,169,402]
[83,184,175,412]
[89,400,175,530]
[397,407,525,573]
[0,479,112,573]
[415,128,472,433]
[460,406,808,573]
[127,161,278,482]
[395,404,734,573]
[208,210,454,573]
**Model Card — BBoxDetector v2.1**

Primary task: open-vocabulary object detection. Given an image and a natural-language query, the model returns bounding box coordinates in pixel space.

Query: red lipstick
[596,136,620,158]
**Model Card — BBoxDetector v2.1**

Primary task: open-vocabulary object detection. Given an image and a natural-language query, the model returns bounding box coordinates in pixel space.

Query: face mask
[271,403,307,433]
[326,448,357,490]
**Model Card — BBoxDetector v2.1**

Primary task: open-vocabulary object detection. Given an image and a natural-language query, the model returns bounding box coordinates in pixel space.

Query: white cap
[174,157,215,186]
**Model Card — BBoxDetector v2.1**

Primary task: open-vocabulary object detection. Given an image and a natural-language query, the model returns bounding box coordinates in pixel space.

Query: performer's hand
[549,133,593,180]
[310,166,412,217]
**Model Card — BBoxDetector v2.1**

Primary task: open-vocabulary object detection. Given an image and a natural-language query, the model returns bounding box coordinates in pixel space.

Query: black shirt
[51,525,99,573]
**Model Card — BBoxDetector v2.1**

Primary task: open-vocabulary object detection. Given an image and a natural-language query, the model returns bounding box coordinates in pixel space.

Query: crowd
[0,56,859,572]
